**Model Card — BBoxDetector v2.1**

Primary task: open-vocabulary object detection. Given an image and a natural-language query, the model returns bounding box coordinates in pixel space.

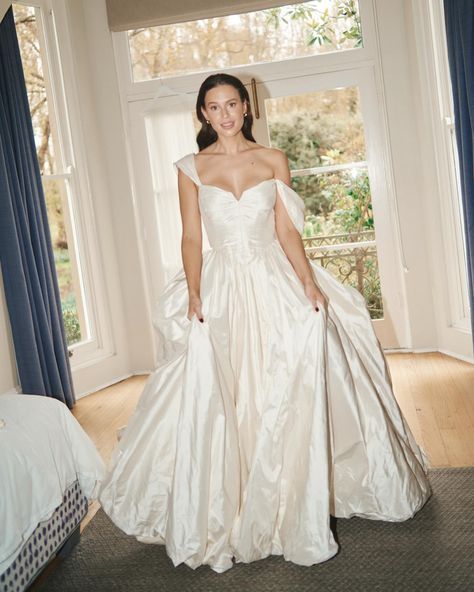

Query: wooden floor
[387,352,474,468]
[73,352,474,530]
[75,352,474,468]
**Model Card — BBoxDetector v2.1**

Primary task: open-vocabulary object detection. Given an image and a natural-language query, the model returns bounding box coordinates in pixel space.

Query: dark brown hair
[196,73,256,151]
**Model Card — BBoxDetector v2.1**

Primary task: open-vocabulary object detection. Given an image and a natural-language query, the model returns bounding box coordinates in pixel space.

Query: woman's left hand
[304,279,327,312]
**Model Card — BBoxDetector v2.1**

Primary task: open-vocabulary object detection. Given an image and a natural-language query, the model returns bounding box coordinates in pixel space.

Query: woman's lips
[221,122,234,129]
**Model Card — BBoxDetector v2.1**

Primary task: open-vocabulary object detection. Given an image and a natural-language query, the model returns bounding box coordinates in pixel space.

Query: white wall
[404,0,473,361]
[372,0,438,351]
[65,0,155,378]
[372,0,471,361]
[0,1,11,23]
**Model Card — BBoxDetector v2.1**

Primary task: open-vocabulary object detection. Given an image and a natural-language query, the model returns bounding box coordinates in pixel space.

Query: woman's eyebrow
[207,98,238,105]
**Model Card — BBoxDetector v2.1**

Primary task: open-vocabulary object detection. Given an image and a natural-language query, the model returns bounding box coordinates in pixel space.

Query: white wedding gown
[98,152,431,573]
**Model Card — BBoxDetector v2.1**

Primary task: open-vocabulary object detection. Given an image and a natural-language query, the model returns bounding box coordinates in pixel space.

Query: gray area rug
[37,468,474,592]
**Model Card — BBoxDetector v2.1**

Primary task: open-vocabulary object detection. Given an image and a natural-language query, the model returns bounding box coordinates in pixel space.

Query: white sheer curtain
[144,101,210,285]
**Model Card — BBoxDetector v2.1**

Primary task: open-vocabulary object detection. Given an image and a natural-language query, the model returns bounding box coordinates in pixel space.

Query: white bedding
[0,393,106,573]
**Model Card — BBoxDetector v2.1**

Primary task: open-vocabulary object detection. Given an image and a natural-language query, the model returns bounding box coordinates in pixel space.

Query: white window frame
[112,0,417,351]
[14,0,116,368]
[110,0,472,359]
[427,0,470,330]
[410,0,470,335]
[112,0,378,100]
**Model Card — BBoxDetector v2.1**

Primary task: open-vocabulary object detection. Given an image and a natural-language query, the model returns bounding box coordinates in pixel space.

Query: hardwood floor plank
[386,353,423,445]
[440,426,474,467]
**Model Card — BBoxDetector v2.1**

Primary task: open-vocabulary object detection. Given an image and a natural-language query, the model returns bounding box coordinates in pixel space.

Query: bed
[0,393,105,591]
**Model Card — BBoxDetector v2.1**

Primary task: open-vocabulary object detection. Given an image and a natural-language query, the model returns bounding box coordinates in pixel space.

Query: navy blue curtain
[0,7,75,407]
[443,1,474,350]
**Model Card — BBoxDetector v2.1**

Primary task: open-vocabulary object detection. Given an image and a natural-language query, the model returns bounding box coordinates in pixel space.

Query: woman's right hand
[303,279,327,312]
[187,294,204,322]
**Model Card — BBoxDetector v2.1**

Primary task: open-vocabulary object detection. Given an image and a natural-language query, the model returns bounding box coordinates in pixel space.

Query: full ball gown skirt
[98,152,431,573]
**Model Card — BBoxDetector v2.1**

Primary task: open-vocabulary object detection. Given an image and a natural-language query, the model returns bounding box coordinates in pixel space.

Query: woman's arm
[177,169,205,321]
[272,150,327,312]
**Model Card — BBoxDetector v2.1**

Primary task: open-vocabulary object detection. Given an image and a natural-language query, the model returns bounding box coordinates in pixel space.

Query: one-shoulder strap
[173,153,201,186]
[274,178,306,234]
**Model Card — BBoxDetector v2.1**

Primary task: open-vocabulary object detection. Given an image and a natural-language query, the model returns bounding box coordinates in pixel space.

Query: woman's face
[201,84,247,136]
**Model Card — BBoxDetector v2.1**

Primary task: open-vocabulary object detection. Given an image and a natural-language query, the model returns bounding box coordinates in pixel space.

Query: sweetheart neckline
[199,178,276,202]
[192,153,275,203]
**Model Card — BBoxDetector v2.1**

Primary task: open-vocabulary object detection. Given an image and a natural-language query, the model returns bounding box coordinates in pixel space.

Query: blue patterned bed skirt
[0,479,88,591]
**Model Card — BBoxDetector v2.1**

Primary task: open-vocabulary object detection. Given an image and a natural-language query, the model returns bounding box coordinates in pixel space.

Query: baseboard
[75,373,133,400]
[384,347,474,365]
[437,348,474,365]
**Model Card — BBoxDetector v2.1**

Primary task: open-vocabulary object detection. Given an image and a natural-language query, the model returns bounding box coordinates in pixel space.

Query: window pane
[266,87,383,319]
[128,0,363,82]
[13,4,58,175]
[14,4,90,345]
[266,86,366,167]
[300,168,383,319]
[42,178,87,346]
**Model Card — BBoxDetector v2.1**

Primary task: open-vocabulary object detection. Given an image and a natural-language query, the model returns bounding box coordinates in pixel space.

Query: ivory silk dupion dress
[98,152,431,573]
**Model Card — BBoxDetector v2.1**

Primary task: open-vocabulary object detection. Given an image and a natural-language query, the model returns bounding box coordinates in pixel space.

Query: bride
[98,72,431,574]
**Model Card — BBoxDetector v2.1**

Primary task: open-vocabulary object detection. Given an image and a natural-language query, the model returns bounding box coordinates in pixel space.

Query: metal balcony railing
[303,230,383,319]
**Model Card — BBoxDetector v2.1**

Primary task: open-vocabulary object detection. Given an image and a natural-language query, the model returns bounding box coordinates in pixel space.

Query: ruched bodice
[198,179,277,253]
[173,153,306,262]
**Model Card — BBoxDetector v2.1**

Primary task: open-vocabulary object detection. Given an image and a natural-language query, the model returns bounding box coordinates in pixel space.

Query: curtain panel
[0,7,75,407]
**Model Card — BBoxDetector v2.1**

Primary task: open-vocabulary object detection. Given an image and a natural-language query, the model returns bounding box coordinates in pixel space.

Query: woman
[99,73,431,574]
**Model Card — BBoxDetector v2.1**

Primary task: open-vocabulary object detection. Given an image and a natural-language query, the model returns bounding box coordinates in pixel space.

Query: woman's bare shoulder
[256,147,289,178]
[256,145,288,166]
